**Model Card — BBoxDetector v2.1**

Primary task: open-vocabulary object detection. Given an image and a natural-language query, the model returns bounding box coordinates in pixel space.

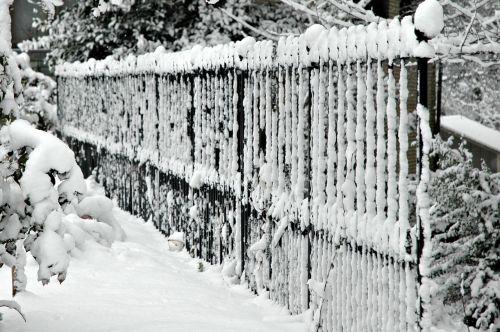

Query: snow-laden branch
[218,8,280,41]
[279,0,352,27]
[326,0,379,23]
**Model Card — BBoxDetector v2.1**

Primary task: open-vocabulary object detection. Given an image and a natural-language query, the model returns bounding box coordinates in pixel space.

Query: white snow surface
[0,209,305,332]
[441,115,500,152]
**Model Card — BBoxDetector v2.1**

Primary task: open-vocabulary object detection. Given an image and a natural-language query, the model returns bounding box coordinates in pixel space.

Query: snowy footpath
[0,209,305,332]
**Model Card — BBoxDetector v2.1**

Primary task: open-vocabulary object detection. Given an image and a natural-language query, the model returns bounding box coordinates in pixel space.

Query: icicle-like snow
[344,62,357,241]
[316,61,328,230]
[398,61,410,259]
[385,65,399,254]
[375,60,387,250]
[417,104,433,332]
[326,60,338,233]
[277,65,286,195]
[355,60,366,243]
[295,53,308,203]
[335,64,346,244]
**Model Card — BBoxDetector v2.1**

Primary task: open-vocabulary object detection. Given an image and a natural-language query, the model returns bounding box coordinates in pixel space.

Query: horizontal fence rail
[57,17,436,332]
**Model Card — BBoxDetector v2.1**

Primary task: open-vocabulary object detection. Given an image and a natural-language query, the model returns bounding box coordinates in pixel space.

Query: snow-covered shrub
[14,53,57,131]
[1,26,123,320]
[1,118,126,282]
[0,47,25,277]
[430,136,500,331]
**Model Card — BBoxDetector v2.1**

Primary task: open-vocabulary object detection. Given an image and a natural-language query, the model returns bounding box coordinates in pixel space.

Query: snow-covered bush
[14,53,57,131]
[430,136,500,331]
[1,117,126,281]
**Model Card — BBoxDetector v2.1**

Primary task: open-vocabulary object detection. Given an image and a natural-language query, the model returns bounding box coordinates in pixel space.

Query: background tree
[24,0,309,67]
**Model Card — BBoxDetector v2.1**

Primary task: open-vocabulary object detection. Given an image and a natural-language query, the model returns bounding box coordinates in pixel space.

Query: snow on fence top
[56,16,431,77]
[441,115,500,152]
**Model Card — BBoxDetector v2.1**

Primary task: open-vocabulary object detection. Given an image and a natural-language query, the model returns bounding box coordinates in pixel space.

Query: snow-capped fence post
[414,1,444,331]
[415,54,428,329]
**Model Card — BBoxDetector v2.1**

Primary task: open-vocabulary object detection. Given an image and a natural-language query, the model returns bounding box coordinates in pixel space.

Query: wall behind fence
[57,17,437,332]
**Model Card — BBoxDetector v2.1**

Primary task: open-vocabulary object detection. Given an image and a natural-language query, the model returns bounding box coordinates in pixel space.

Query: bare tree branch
[279,0,352,27]
[326,0,379,23]
[459,5,477,54]
[218,8,280,41]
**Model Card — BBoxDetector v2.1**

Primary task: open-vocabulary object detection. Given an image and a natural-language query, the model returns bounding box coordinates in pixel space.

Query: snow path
[0,209,306,332]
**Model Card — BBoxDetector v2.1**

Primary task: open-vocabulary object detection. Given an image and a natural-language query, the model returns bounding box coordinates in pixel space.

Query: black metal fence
[57,19,436,330]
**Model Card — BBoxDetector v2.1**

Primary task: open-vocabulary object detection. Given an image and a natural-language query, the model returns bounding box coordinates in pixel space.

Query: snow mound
[167,232,185,251]
[77,195,125,241]
[415,0,444,39]
[189,170,203,189]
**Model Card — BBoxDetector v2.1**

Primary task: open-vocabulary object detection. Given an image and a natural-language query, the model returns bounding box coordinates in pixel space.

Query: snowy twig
[279,0,351,27]
[326,0,379,23]
[459,274,471,332]
[461,54,499,67]
[459,5,477,54]
[311,251,337,332]
[442,0,496,29]
[357,0,371,8]
[218,8,279,41]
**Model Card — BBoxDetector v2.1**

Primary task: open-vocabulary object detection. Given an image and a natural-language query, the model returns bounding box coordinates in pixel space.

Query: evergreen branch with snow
[429,136,500,330]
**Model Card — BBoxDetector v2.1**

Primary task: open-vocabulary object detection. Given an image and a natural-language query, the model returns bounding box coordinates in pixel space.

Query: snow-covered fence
[57,15,439,331]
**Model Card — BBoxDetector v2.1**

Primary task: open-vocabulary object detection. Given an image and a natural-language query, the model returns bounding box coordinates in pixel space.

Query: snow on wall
[56,14,437,332]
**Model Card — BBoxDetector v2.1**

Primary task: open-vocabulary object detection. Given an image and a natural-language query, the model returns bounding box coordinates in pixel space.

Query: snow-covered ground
[0,209,306,332]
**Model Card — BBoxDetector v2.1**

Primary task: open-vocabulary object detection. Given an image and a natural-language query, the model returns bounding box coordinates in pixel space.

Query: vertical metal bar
[435,61,442,137]
[431,61,443,172]
[416,56,428,331]
[188,73,196,163]
[236,68,246,272]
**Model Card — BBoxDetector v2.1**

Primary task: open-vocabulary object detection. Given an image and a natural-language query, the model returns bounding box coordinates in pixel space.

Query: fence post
[236,68,246,273]
[416,39,443,329]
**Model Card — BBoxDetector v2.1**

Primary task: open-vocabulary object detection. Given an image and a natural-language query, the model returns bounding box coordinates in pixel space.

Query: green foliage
[430,136,500,330]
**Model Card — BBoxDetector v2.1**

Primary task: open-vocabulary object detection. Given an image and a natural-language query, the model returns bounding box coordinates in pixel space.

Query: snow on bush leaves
[2,119,124,286]
[1,32,123,320]
[14,53,57,131]
[430,136,500,330]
